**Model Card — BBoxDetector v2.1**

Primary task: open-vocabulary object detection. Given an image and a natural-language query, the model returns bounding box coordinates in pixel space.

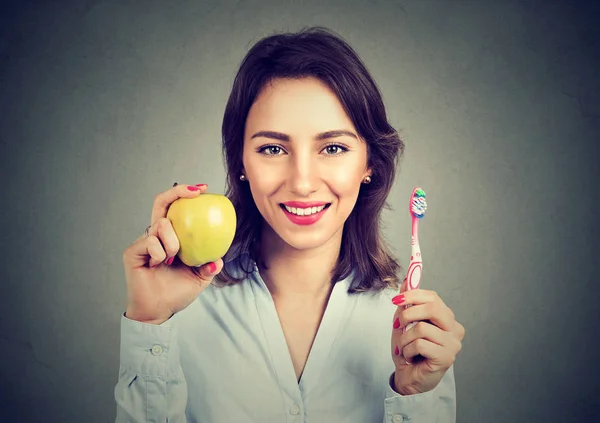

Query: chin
[282,235,326,251]
[277,227,342,252]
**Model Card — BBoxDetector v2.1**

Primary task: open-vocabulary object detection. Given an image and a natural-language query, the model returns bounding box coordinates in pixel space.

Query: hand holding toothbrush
[389,187,466,395]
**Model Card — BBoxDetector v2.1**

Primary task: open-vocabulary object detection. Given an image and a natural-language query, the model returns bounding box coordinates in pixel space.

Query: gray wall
[1,0,598,422]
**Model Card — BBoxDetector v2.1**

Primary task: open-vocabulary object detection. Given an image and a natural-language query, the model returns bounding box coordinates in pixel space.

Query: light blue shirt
[114,253,456,422]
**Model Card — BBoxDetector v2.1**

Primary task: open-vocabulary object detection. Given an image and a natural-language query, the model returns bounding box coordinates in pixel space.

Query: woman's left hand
[390,278,465,395]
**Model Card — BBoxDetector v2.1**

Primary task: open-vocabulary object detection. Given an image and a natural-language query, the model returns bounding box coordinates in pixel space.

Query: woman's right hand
[122,183,223,325]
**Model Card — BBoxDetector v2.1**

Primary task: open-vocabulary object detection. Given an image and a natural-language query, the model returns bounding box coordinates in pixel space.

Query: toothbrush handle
[402,241,422,333]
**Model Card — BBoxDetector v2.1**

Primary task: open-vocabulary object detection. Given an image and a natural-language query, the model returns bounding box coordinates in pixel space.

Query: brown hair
[215,27,404,293]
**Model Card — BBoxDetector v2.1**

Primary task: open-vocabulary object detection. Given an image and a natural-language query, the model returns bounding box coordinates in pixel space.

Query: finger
[153,217,180,260]
[401,338,449,367]
[150,183,208,225]
[394,321,449,357]
[123,234,167,269]
[126,218,180,268]
[394,303,455,332]
[454,321,466,341]
[395,288,440,307]
[146,235,168,267]
[190,258,224,282]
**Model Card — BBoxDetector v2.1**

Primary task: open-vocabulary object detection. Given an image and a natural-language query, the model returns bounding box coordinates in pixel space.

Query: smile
[279,203,331,225]
[283,204,327,216]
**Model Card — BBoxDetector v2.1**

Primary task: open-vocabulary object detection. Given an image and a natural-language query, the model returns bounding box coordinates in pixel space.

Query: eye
[258,145,285,156]
[322,144,348,155]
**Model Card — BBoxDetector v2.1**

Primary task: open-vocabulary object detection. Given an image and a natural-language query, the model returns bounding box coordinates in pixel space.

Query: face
[242,77,371,252]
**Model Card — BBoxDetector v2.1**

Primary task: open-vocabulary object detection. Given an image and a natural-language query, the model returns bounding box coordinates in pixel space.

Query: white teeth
[284,204,326,216]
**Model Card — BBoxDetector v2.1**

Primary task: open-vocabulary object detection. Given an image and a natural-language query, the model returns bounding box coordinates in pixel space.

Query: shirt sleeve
[114,312,188,423]
[383,365,456,423]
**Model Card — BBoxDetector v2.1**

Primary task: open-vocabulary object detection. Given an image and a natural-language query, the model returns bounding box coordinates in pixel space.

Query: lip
[279,202,331,226]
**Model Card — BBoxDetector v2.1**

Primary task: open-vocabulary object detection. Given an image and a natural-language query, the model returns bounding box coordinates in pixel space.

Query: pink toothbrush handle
[402,231,422,333]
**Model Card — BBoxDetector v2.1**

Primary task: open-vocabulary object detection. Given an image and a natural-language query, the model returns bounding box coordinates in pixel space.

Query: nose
[287,150,319,197]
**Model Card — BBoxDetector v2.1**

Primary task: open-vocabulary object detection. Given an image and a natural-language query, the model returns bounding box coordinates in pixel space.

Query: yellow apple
[166,193,237,267]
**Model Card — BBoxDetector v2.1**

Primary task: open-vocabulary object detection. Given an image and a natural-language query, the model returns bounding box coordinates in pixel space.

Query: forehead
[245,77,355,133]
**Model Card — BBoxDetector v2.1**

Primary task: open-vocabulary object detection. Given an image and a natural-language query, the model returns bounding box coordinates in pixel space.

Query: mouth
[279,202,331,215]
[279,202,331,225]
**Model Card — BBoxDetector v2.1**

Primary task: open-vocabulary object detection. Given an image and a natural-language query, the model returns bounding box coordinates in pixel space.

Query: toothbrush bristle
[411,189,427,219]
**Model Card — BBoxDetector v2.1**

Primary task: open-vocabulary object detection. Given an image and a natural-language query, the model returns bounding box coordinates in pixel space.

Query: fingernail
[207,262,217,273]
[394,346,399,356]
[166,256,174,266]
[187,185,200,191]
[195,184,207,188]
[393,318,400,329]
[392,294,405,305]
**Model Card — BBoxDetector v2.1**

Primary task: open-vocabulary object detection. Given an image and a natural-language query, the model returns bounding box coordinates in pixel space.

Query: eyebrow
[250,130,358,142]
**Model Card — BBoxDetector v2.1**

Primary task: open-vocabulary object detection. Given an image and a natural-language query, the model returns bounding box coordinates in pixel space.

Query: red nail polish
[187,185,200,191]
[166,256,174,266]
[392,295,405,305]
[394,346,399,355]
[195,184,207,188]
[207,262,217,273]
[393,318,400,329]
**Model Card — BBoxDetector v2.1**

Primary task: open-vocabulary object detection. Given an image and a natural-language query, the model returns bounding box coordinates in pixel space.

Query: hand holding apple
[121,184,237,325]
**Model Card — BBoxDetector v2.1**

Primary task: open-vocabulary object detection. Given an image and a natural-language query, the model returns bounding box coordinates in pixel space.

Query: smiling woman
[116,26,464,423]
[220,31,404,293]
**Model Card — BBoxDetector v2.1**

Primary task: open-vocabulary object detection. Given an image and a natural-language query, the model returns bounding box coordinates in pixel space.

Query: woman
[116,27,465,423]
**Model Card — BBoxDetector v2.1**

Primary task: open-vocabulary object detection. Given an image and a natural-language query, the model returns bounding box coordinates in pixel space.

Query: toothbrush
[402,187,427,333]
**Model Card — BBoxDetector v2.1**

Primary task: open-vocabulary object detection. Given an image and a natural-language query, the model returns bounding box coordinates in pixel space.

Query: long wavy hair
[215,27,405,293]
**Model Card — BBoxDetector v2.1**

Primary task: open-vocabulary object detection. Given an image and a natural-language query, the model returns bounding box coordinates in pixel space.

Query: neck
[258,224,343,304]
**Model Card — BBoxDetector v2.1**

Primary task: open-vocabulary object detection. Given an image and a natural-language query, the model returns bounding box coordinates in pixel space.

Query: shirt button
[289,404,300,415]
[151,345,163,356]
[393,414,404,423]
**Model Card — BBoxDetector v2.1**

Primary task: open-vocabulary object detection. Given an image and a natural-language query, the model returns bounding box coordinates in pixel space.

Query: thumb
[191,258,224,282]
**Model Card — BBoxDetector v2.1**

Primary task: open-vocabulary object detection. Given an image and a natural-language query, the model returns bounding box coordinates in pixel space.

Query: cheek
[249,182,270,205]
[243,150,277,193]
[249,168,281,194]
[326,166,364,197]
[247,170,282,214]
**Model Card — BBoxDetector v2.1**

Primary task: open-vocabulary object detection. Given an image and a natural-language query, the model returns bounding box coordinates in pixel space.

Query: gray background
[1,0,599,422]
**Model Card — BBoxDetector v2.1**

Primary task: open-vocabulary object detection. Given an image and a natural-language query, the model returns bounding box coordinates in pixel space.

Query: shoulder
[343,273,399,322]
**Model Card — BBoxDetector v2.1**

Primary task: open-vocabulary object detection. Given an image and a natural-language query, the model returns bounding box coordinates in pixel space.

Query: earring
[363,175,372,184]
[239,174,246,181]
